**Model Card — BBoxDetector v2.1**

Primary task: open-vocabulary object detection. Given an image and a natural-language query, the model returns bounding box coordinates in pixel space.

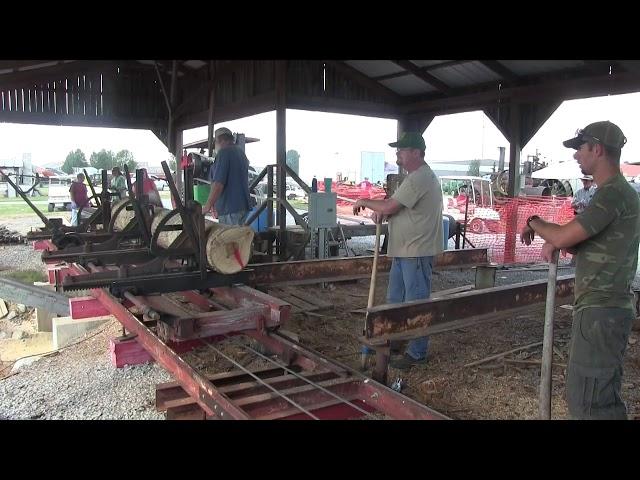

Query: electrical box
[308,192,337,229]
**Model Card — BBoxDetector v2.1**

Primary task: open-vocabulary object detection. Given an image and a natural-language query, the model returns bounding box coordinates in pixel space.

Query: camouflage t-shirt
[574,173,640,312]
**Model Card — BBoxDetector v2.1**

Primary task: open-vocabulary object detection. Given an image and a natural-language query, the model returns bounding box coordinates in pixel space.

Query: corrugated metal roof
[429,61,501,88]
[345,60,404,78]
[380,75,438,95]
[183,60,207,69]
[499,60,585,76]
[410,60,452,68]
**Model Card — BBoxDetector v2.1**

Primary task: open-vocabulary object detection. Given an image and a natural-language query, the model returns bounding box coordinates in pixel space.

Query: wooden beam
[287,95,399,119]
[175,92,276,131]
[402,70,640,115]
[154,61,172,114]
[0,110,162,130]
[207,61,215,156]
[373,60,472,81]
[275,60,287,260]
[478,60,519,83]
[173,80,211,119]
[0,60,64,71]
[0,61,118,91]
[392,60,452,93]
[324,60,400,101]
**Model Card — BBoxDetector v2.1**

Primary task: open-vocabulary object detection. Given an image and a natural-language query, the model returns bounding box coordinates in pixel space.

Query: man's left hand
[520,225,535,245]
[353,199,366,216]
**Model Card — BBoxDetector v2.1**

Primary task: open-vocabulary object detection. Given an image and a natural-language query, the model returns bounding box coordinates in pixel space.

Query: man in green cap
[521,120,639,419]
[354,132,443,369]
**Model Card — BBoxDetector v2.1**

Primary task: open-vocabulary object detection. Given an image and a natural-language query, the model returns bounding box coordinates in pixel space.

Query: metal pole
[539,248,559,420]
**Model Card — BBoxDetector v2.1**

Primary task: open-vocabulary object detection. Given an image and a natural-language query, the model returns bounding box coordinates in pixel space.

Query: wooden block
[70,296,110,319]
[109,335,214,368]
[33,239,55,251]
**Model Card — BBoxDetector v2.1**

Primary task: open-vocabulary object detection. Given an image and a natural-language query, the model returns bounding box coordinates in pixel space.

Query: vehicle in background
[440,175,500,234]
[286,182,306,200]
[47,175,74,211]
[150,175,167,191]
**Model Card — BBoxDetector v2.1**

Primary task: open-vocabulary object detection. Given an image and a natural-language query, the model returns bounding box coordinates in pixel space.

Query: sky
[2,91,640,181]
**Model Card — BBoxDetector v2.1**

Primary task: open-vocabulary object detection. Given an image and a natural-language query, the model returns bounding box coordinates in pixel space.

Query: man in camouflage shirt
[521,121,639,419]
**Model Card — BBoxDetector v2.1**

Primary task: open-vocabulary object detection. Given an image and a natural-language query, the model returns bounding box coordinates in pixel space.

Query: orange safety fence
[451,195,575,264]
[317,182,387,212]
[316,184,576,265]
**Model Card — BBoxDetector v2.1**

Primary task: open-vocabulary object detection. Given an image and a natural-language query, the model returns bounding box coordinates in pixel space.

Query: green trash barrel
[193,184,211,205]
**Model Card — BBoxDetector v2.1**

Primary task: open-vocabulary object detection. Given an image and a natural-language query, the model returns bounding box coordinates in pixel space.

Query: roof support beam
[175,92,276,131]
[391,60,452,93]
[373,60,471,82]
[324,60,400,101]
[402,70,640,115]
[0,110,161,130]
[478,60,519,83]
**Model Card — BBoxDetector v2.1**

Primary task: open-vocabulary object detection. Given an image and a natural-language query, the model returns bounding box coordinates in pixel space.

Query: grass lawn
[0,203,67,218]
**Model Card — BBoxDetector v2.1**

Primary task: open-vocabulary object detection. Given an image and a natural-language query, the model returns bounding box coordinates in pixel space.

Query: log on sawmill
[151,208,254,274]
[111,198,136,232]
[112,204,254,274]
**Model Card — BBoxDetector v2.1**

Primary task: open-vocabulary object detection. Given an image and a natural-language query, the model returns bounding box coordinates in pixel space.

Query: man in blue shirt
[202,127,251,225]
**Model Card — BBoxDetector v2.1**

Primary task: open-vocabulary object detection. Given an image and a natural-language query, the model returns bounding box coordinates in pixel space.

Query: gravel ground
[0,232,637,420]
[0,244,47,276]
[0,320,172,420]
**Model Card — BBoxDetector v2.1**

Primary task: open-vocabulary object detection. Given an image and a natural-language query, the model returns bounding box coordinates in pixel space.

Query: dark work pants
[566,307,633,420]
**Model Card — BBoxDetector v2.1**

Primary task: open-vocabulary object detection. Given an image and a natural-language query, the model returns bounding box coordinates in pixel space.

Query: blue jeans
[362,256,433,360]
[219,210,248,226]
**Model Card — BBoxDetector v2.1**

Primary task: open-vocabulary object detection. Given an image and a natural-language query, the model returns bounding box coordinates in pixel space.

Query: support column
[505,102,521,263]
[174,128,183,202]
[207,61,215,157]
[275,61,287,260]
[507,103,521,197]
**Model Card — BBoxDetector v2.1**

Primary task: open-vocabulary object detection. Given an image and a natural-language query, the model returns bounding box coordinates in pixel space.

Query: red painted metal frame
[61,263,448,420]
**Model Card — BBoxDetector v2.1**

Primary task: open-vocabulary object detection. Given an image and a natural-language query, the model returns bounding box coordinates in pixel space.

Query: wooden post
[275,60,288,260]
[539,249,559,420]
[207,61,215,157]
[175,129,183,202]
[505,102,521,264]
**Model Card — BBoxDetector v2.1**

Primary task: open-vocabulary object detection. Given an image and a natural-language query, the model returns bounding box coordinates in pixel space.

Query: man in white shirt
[354,132,443,369]
[571,175,597,215]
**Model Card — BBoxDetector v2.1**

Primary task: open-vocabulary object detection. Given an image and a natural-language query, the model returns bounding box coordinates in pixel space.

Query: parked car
[286,183,306,200]
[151,175,167,191]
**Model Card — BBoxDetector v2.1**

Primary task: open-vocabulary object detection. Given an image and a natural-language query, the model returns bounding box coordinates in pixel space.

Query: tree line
[61,149,137,174]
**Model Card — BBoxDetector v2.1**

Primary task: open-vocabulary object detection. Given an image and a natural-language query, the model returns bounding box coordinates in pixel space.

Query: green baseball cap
[562,121,627,150]
[389,132,426,150]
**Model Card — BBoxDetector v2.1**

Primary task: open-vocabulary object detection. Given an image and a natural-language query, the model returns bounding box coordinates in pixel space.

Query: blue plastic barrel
[442,215,449,250]
[249,206,269,233]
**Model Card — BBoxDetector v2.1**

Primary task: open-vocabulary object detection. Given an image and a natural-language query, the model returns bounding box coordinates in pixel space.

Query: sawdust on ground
[271,278,640,420]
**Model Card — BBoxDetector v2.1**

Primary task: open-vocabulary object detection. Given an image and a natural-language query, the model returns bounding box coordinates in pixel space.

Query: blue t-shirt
[208,146,251,216]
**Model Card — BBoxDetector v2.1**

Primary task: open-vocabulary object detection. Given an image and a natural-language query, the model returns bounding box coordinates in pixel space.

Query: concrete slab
[53,315,113,350]
[33,282,56,332]
[0,298,8,318]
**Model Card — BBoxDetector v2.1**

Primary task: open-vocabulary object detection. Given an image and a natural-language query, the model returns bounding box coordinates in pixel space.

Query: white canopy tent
[530,160,584,180]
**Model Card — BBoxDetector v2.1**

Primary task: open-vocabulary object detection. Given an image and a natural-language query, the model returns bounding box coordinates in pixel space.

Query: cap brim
[388,141,400,148]
[563,136,584,149]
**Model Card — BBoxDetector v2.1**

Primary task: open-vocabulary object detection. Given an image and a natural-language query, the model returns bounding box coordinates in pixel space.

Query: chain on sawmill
[216,334,375,418]
[196,338,321,420]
